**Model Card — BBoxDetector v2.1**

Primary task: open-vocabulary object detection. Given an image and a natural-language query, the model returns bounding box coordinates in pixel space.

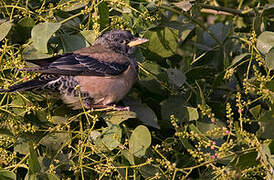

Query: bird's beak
[127,38,149,47]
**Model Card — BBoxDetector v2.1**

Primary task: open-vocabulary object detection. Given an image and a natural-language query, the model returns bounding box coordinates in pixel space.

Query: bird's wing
[22,46,131,76]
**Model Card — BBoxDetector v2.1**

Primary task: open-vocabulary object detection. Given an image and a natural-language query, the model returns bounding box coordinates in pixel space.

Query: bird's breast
[75,65,137,106]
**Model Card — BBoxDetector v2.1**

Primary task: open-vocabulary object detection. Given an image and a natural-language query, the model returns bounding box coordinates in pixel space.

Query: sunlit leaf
[31,22,61,53]
[105,111,136,125]
[145,27,178,58]
[121,149,135,165]
[129,125,151,157]
[265,48,274,70]
[0,21,12,41]
[14,138,30,154]
[22,45,50,60]
[80,30,97,44]
[257,31,274,54]
[59,0,88,11]
[180,25,194,42]
[257,143,274,179]
[186,106,199,121]
[101,123,122,150]
[0,169,16,180]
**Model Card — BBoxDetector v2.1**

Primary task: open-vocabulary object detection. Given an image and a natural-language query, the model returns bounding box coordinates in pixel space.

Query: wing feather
[21,47,130,76]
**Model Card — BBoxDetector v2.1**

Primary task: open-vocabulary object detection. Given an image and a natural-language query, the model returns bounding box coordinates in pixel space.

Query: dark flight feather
[20,53,130,76]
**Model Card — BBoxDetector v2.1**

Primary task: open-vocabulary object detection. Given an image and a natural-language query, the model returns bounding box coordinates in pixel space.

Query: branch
[197,3,256,17]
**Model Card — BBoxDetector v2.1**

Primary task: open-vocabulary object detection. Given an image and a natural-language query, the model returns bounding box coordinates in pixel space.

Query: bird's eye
[119,39,127,44]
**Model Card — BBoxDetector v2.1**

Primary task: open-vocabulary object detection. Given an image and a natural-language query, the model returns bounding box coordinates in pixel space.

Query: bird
[0,30,148,110]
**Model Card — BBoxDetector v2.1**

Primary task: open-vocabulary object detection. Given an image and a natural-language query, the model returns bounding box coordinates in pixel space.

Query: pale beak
[127,38,149,47]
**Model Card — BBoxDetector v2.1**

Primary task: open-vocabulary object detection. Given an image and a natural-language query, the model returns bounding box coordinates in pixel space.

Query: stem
[197,3,255,17]
[60,12,83,24]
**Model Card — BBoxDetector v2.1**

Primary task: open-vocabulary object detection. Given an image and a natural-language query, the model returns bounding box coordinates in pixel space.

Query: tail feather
[0,79,46,93]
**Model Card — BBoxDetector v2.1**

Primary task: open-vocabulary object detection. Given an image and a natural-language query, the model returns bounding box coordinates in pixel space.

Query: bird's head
[93,30,148,56]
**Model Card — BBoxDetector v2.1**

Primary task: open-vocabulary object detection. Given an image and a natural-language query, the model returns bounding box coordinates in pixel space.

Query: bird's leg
[90,104,130,111]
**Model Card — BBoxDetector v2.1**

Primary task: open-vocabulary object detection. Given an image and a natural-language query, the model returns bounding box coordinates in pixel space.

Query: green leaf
[196,121,226,139]
[0,21,12,41]
[231,53,251,66]
[180,25,194,42]
[185,66,215,84]
[167,68,186,88]
[160,96,186,121]
[14,138,30,154]
[51,116,67,125]
[139,164,164,179]
[29,143,41,175]
[40,132,70,154]
[266,79,274,92]
[89,130,109,152]
[11,95,27,116]
[14,17,35,42]
[256,31,274,54]
[105,111,136,125]
[249,105,262,120]
[121,149,135,165]
[0,170,16,180]
[22,45,50,60]
[59,0,88,11]
[265,48,274,70]
[258,107,274,139]
[139,61,166,95]
[123,98,160,129]
[230,152,258,168]
[101,123,122,150]
[45,173,59,180]
[31,22,61,53]
[257,143,274,179]
[0,128,14,137]
[80,30,97,44]
[145,27,178,58]
[60,33,86,52]
[203,23,231,47]
[186,107,199,121]
[129,125,151,157]
[98,1,109,30]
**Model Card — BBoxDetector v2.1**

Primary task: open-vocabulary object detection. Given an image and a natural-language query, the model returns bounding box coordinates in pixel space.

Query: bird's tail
[0,79,47,93]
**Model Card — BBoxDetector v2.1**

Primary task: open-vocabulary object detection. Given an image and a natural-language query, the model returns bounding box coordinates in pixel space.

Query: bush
[0,0,273,179]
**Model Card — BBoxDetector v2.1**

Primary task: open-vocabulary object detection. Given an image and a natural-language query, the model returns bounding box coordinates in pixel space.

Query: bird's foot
[90,105,130,111]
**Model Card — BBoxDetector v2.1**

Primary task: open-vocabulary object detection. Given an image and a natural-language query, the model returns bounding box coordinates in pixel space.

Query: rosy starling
[1,30,148,110]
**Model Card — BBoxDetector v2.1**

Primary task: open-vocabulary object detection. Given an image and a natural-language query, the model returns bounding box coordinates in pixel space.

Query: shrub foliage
[0,0,273,179]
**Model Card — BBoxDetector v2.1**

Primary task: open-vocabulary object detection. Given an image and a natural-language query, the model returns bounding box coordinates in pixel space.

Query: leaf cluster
[0,0,273,179]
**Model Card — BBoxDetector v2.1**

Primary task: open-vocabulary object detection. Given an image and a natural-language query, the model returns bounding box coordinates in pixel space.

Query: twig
[197,3,256,17]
